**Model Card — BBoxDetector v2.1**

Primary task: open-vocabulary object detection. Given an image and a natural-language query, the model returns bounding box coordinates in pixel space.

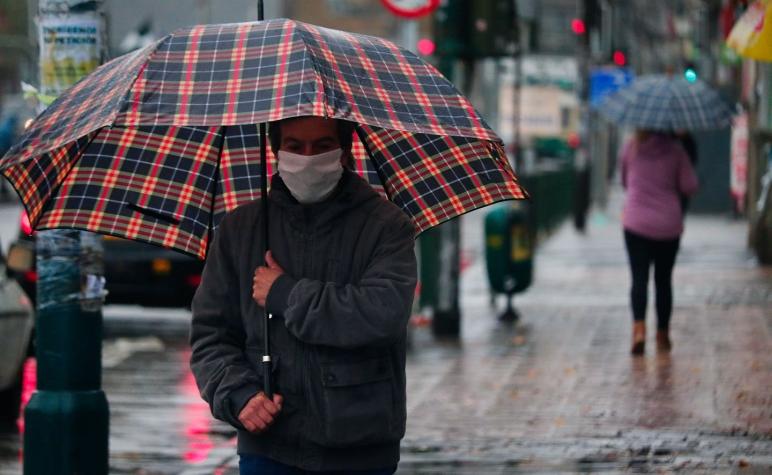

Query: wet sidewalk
[395,197,772,473]
[0,191,770,474]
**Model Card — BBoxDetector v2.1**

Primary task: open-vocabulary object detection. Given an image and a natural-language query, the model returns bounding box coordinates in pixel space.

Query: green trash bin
[484,201,533,322]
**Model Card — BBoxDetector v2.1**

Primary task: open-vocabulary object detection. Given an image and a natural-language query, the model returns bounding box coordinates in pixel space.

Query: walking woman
[620,130,699,355]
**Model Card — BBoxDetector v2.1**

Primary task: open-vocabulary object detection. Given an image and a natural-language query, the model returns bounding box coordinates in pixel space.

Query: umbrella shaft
[259,121,272,398]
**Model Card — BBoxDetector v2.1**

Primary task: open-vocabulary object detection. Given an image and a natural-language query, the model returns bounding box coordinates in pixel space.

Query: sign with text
[39,14,102,96]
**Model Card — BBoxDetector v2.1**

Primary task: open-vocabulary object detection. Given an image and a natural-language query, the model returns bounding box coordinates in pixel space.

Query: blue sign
[590,67,634,107]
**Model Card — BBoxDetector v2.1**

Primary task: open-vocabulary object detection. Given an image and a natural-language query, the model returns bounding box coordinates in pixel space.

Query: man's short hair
[267,117,356,153]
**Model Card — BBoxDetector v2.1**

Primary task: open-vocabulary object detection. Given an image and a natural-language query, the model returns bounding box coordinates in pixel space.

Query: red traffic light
[417,38,436,56]
[613,50,627,66]
[571,18,586,35]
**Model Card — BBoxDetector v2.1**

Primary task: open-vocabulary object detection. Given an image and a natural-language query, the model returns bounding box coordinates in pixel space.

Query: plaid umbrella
[0,18,525,259]
[596,74,734,131]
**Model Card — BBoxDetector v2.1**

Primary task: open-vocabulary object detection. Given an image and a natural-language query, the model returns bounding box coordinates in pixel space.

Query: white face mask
[277,148,344,204]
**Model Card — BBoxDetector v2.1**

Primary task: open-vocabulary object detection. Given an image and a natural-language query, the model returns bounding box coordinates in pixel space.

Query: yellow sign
[728,1,772,62]
[510,226,531,261]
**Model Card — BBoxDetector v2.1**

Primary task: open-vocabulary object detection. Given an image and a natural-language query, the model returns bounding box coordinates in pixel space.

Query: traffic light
[612,50,627,66]
[434,0,516,59]
[684,63,698,82]
[571,18,586,35]
[434,0,471,58]
[417,38,436,56]
[469,0,517,57]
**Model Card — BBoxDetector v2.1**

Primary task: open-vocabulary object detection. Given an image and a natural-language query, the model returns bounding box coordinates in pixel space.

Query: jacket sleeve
[266,215,417,349]
[189,214,260,429]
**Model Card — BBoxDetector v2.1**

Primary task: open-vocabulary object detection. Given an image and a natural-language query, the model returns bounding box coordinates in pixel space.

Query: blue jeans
[239,454,397,475]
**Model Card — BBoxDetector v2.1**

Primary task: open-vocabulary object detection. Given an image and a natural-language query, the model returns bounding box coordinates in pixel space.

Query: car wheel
[0,368,23,431]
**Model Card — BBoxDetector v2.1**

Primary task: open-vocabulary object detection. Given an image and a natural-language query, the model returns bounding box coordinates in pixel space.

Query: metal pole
[425,0,467,338]
[256,0,273,399]
[431,56,462,337]
[512,0,521,172]
[24,1,108,474]
[577,0,596,232]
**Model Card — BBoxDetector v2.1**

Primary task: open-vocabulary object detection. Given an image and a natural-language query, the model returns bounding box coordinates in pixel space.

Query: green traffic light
[684,68,698,82]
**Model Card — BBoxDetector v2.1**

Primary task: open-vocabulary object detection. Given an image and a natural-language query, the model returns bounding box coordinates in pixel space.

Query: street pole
[573,0,594,233]
[427,0,517,335]
[24,1,108,473]
[426,0,470,337]
[393,17,455,333]
[512,0,522,172]
[430,56,463,337]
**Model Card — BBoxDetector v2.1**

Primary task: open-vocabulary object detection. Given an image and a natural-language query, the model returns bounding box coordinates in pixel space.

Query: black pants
[624,230,681,330]
[239,455,396,474]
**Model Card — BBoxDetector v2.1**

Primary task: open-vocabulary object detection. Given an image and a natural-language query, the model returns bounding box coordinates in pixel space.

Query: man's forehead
[281,117,338,139]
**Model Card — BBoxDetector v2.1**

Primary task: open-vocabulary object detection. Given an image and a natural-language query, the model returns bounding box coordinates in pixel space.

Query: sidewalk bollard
[24,230,108,475]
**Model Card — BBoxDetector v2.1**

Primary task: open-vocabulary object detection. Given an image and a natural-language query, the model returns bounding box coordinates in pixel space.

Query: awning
[727,0,772,62]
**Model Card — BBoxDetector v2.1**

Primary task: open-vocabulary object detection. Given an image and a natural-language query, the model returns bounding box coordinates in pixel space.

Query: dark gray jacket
[190,169,417,471]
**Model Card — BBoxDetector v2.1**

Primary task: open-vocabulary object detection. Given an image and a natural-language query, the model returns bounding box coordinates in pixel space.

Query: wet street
[0,192,770,474]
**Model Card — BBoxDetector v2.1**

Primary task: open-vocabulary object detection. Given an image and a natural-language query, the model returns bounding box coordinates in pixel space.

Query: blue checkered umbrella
[596,74,734,131]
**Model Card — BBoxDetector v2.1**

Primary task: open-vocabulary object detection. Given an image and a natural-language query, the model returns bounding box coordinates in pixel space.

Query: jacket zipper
[296,232,310,459]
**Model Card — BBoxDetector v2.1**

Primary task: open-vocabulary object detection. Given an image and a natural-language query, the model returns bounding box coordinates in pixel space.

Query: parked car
[11,211,204,308]
[0,242,34,430]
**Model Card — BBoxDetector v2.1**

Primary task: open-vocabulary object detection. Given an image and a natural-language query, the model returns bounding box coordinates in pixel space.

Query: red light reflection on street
[179,349,214,464]
[17,357,37,435]
[16,357,37,464]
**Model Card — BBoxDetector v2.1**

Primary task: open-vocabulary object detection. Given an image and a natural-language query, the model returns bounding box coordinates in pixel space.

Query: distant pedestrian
[620,130,699,355]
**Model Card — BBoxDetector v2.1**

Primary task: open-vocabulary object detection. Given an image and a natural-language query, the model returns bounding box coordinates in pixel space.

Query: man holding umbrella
[0,18,525,473]
[190,115,417,474]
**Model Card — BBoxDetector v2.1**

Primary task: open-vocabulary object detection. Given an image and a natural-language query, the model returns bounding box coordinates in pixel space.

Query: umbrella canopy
[0,18,526,259]
[727,0,772,62]
[596,74,734,131]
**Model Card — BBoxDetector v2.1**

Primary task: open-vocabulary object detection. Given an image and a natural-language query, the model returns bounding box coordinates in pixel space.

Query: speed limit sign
[380,0,440,19]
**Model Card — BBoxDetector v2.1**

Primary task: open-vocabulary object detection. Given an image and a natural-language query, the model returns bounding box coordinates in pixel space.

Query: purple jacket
[620,134,699,240]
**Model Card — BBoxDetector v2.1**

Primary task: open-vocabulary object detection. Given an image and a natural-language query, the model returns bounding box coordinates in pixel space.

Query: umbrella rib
[205,125,226,259]
[294,23,330,117]
[114,38,167,126]
[354,126,392,200]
